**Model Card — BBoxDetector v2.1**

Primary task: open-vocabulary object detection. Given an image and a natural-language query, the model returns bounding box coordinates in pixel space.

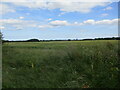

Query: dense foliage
[0,32,2,44]
[0,32,2,40]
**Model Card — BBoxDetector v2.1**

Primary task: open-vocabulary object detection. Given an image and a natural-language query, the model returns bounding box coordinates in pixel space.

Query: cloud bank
[0,18,118,30]
[0,19,38,30]
[0,0,115,14]
[0,3,15,14]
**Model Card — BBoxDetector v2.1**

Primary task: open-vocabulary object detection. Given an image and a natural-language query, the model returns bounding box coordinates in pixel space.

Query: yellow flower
[31,63,34,68]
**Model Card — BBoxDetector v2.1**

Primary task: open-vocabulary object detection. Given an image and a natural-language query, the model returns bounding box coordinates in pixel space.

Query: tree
[27,39,39,42]
[0,31,3,44]
[68,39,71,41]
[0,31,4,44]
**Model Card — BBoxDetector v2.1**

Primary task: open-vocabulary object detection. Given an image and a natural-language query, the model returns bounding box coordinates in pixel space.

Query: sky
[0,0,119,40]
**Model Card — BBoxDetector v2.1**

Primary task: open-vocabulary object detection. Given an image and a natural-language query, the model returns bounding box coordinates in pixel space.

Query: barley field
[2,40,119,88]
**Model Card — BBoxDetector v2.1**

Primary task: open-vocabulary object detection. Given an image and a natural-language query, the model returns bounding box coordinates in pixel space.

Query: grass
[2,40,120,88]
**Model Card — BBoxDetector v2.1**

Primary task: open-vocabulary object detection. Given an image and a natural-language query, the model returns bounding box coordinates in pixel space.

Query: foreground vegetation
[2,40,119,88]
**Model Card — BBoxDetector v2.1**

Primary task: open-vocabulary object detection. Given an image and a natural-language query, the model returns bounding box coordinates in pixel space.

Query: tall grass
[2,40,119,88]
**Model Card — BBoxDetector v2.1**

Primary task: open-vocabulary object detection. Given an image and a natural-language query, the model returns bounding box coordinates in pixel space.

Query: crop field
[2,40,120,88]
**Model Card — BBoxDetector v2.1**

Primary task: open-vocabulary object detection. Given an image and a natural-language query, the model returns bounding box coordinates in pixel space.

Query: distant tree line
[80,37,120,41]
[94,37,120,40]
[2,37,120,43]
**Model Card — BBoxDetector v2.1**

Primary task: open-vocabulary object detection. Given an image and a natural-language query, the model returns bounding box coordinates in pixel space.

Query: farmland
[2,40,119,88]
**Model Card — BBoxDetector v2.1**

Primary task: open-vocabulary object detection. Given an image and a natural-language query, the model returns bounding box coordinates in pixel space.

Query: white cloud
[58,12,66,16]
[2,0,119,3]
[80,18,119,25]
[95,19,118,25]
[0,26,5,30]
[1,1,111,13]
[0,3,15,14]
[46,18,52,21]
[19,16,24,19]
[103,6,113,10]
[39,18,119,28]
[77,19,119,25]
[73,22,83,26]
[49,20,69,26]
[0,18,118,30]
[54,2,107,13]
[38,25,53,28]
[0,19,24,25]
[0,19,38,30]
[74,22,79,24]
[101,13,109,17]
[38,20,69,28]
[83,19,95,25]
